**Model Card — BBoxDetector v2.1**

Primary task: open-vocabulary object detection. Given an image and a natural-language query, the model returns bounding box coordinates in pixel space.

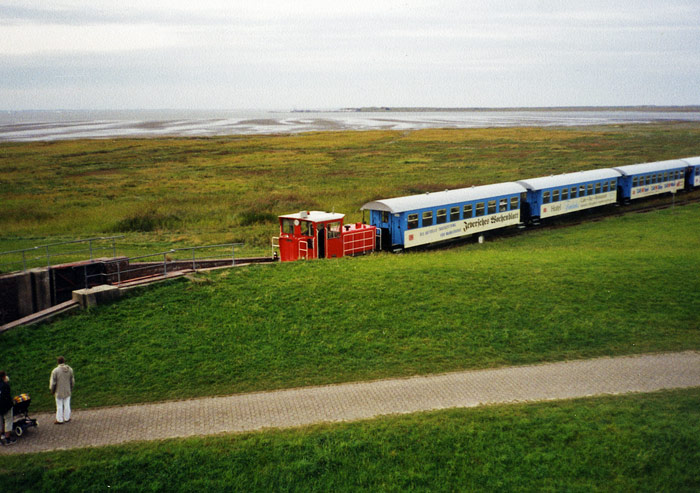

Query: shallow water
[1,109,699,141]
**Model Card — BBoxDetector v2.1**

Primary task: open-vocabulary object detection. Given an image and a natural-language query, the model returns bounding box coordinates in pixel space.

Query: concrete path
[2,351,699,455]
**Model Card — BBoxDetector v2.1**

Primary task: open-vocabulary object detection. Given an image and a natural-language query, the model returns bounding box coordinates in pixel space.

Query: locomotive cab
[273,211,376,262]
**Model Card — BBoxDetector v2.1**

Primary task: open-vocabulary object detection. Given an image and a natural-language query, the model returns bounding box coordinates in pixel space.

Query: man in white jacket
[50,356,75,424]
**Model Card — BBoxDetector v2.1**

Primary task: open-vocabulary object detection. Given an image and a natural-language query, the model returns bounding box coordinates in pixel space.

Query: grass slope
[1,203,698,411]
[2,389,699,492]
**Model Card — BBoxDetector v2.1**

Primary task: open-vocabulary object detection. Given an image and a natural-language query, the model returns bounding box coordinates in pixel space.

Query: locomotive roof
[360,182,526,214]
[612,159,688,176]
[516,168,620,190]
[279,211,345,222]
[681,156,700,166]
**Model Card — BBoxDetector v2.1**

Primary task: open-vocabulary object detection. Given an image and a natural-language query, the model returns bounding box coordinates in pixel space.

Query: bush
[113,210,178,232]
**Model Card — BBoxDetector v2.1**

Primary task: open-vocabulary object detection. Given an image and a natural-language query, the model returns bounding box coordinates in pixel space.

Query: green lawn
[2,389,698,492]
[2,202,698,412]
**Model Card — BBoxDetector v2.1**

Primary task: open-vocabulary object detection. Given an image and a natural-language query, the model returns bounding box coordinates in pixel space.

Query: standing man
[50,356,75,424]
[0,370,16,444]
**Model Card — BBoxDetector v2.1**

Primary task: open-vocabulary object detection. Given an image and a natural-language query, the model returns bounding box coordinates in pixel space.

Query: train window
[561,188,568,200]
[552,190,559,202]
[595,183,601,194]
[587,184,594,195]
[499,198,508,212]
[487,200,497,214]
[407,213,418,229]
[602,182,608,193]
[579,185,586,196]
[464,204,473,218]
[510,196,519,209]
[676,170,682,179]
[645,175,651,185]
[282,218,295,235]
[664,172,669,181]
[632,176,639,187]
[422,211,433,227]
[327,222,341,239]
[570,187,577,198]
[381,211,390,223]
[301,221,313,236]
[609,180,616,189]
[436,209,447,224]
[475,203,485,216]
[651,174,657,184]
[658,173,664,182]
[543,191,551,203]
[450,206,460,221]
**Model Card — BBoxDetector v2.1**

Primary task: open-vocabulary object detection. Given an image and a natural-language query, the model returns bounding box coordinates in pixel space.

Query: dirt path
[2,351,699,455]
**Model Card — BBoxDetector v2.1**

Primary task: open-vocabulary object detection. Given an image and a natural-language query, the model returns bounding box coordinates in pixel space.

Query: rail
[84,243,243,287]
[0,236,124,274]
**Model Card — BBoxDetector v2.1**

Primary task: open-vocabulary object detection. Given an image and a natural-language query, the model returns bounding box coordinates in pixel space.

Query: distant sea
[2,108,700,142]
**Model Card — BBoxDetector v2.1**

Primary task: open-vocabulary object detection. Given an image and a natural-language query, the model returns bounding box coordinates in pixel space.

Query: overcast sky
[1,0,699,110]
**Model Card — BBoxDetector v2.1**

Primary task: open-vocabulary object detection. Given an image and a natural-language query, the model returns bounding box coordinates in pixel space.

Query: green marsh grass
[2,203,698,411]
[2,124,700,258]
[2,389,699,491]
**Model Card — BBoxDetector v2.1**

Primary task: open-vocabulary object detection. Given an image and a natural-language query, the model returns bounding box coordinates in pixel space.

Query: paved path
[2,351,699,455]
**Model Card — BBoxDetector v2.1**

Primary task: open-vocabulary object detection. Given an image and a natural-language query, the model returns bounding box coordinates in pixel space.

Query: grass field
[1,125,699,488]
[2,123,700,258]
[2,201,698,412]
[2,389,698,492]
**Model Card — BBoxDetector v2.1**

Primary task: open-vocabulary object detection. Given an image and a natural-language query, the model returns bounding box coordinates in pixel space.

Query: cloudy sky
[1,0,699,110]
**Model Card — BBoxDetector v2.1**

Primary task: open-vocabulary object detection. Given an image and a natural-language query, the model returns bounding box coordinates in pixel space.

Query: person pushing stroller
[1,370,17,445]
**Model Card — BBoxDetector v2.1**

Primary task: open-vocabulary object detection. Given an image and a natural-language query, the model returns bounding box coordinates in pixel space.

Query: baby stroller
[12,394,38,437]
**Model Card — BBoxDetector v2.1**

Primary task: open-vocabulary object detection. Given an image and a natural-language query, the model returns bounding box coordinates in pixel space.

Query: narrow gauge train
[273,156,700,261]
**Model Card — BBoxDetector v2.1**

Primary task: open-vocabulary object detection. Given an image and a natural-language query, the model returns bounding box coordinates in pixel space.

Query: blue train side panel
[362,183,527,249]
[613,160,686,200]
[517,169,620,220]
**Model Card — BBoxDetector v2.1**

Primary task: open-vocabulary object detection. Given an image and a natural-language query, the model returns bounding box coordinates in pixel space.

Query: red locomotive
[273,211,376,261]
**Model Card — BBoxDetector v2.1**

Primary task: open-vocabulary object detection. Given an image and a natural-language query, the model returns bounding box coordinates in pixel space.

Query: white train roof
[681,156,700,166]
[612,159,688,176]
[361,182,526,214]
[279,211,344,222]
[516,168,620,191]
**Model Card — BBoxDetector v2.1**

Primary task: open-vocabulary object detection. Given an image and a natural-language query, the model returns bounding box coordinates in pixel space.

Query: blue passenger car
[516,169,620,221]
[613,159,687,201]
[361,182,527,249]
[681,156,700,190]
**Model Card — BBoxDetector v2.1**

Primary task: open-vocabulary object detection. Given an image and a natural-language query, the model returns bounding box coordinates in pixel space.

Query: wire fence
[83,243,243,287]
[0,236,124,274]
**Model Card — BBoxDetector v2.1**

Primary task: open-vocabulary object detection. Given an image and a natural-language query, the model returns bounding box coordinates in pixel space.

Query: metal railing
[84,243,243,287]
[0,236,124,274]
[342,229,376,256]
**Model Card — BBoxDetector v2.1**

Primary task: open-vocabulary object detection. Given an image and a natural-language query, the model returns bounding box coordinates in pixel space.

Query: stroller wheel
[14,425,23,437]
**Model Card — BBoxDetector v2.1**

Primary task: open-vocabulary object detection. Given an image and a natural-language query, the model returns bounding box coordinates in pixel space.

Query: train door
[317,223,326,258]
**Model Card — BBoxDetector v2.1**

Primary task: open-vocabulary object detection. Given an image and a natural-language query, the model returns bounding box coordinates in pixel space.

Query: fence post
[192,248,196,271]
[163,253,168,275]
[232,245,235,266]
[112,238,117,258]
[117,260,121,286]
[89,239,94,260]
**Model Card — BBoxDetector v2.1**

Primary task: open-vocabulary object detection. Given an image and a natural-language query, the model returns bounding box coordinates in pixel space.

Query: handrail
[83,243,243,287]
[0,236,124,273]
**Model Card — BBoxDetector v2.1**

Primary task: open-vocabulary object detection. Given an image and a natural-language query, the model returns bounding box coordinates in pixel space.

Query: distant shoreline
[333,106,700,113]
